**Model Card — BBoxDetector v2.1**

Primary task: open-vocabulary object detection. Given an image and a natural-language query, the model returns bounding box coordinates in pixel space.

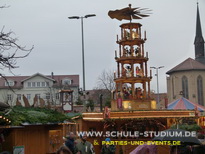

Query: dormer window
[62,78,72,85]
[5,80,14,86]
[27,81,49,87]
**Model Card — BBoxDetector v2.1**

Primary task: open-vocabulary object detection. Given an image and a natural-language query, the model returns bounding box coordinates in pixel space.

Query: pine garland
[7,106,69,126]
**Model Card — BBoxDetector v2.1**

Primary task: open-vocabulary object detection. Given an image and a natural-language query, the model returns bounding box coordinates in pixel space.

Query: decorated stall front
[0,106,75,154]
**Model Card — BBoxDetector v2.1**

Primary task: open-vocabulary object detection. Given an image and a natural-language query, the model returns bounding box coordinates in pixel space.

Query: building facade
[0,73,79,107]
[166,4,205,106]
[167,58,205,105]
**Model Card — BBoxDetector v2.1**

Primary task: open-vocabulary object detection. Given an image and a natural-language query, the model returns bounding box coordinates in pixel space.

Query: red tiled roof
[166,58,205,74]
[50,75,79,87]
[0,76,27,88]
[0,73,79,88]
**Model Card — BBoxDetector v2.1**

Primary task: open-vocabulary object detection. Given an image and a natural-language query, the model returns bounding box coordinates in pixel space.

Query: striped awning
[168,97,205,111]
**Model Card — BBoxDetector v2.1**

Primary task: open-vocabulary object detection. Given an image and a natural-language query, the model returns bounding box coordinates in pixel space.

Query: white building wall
[0,75,79,106]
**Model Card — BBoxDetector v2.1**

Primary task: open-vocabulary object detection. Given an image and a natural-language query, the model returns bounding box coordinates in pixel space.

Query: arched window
[197,75,204,105]
[182,76,189,99]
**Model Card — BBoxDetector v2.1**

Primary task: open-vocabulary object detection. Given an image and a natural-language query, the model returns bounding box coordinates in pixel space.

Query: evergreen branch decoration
[6,106,69,126]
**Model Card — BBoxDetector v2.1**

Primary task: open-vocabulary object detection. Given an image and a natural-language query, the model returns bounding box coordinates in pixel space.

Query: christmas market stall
[76,109,198,154]
[168,97,205,132]
[0,106,75,154]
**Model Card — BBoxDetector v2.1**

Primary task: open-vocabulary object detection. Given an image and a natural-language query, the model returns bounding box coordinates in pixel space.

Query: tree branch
[0,28,34,70]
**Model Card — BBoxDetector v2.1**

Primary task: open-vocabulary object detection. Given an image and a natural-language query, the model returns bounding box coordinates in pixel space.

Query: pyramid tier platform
[111,99,152,111]
[115,56,148,63]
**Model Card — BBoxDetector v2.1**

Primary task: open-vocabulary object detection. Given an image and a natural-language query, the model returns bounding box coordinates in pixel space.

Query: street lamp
[150,66,164,109]
[68,14,96,92]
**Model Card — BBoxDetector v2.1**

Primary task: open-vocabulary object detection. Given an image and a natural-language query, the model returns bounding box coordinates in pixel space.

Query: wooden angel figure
[126,30,130,39]
[137,87,143,99]
[126,66,132,77]
[136,66,140,77]
[132,30,138,39]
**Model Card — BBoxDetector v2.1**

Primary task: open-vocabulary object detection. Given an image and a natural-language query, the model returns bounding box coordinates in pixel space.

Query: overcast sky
[1,0,205,92]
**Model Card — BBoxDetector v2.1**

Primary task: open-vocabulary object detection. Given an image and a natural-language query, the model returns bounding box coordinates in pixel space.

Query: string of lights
[0,115,11,124]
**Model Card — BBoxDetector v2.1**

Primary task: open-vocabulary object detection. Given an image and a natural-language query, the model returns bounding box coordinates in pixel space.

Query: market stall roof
[5,106,70,126]
[167,97,205,111]
[66,112,81,118]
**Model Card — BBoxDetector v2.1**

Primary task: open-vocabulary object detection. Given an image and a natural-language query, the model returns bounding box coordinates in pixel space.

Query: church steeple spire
[194,3,205,64]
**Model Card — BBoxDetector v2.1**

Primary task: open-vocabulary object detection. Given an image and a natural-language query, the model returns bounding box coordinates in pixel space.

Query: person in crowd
[65,132,75,154]
[75,133,95,154]
[101,138,116,154]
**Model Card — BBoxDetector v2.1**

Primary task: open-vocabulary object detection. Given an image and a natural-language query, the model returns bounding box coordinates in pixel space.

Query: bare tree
[94,69,116,107]
[0,6,33,107]
[96,69,115,93]
[0,28,33,70]
[0,4,9,9]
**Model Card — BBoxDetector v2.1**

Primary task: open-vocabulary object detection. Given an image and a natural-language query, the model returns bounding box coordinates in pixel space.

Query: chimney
[51,72,54,79]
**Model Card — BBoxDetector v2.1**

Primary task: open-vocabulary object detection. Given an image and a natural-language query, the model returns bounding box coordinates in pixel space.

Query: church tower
[166,3,205,106]
[194,3,205,64]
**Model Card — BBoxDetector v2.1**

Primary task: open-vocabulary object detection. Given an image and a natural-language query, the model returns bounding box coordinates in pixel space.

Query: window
[197,76,204,106]
[32,82,36,87]
[17,94,21,100]
[5,81,14,86]
[46,93,50,99]
[27,82,31,87]
[42,82,45,87]
[37,82,40,87]
[26,94,31,100]
[63,79,72,85]
[182,76,189,99]
[7,94,12,101]
[46,82,49,87]
[56,93,60,100]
